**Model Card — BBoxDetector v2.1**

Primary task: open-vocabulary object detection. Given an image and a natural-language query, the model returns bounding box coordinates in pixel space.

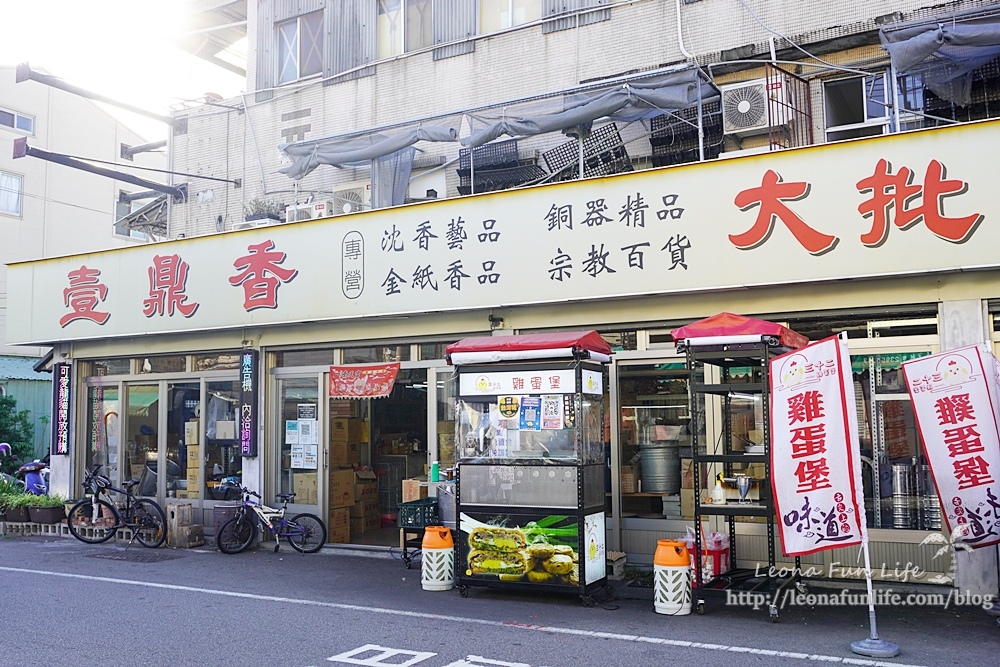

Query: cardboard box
[329,468,355,508]
[402,478,427,503]
[186,445,200,465]
[354,470,378,501]
[350,514,381,534]
[620,469,637,494]
[350,499,380,518]
[216,420,236,440]
[681,487,705,519]
[327,524,350,544]
[184,421,199,445]
[186,470,200,491]
[293,472,318,505]
[329,439,361,466]
[328,507,350,529]
[330,418,364,444]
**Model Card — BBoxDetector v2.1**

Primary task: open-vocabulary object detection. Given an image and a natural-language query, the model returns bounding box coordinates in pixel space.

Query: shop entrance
[328,368,430,547]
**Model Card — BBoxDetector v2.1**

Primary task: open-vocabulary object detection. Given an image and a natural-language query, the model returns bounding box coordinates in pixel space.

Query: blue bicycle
[216,486,326,554]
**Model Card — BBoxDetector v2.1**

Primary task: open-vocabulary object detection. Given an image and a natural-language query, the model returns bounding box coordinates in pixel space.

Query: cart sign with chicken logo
[770,335,867,556]
[902,345,1000,548]
[329,363,400,398]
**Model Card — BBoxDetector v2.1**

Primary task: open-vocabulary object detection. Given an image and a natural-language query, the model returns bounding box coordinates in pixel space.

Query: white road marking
[442,656,532,667]
[0,566,926,667]
[327,644,435,666]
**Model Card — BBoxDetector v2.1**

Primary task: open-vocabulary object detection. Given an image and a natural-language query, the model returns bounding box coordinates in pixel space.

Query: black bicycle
[67,464,167,548]
[216,486,326,554]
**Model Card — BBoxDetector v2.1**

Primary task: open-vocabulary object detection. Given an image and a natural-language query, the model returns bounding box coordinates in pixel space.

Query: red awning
[670,312,808,350]
[446,330,612,364]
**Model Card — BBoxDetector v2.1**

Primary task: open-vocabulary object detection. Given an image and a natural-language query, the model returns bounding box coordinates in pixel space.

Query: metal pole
[851,536,900,657]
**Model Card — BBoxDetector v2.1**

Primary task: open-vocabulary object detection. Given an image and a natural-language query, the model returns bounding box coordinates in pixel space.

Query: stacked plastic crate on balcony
[649,99,724,168]
[540,123,634,182]
[456,139,547,195]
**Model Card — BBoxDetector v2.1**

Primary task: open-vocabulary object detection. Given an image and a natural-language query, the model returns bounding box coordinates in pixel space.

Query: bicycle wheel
[217,515,255,554]
[132,499,167,548]
[66,498,118,544]
[286,513,326,553]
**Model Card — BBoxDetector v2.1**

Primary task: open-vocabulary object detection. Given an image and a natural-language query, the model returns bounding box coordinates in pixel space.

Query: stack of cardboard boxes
[184,420,200,499]
[402,477,428,503]
[328,417,365,543]
[351,470,380,535]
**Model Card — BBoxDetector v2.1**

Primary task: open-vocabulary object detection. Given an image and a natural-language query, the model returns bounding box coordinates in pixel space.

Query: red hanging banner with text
[769,335,867,556]
[329,363,400,399]
[902,345,1000,548]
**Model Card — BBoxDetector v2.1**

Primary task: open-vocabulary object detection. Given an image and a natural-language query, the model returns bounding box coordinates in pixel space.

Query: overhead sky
[1,1,245,141]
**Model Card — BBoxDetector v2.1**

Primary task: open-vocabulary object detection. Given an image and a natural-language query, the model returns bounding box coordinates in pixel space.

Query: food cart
[445,331,612,605]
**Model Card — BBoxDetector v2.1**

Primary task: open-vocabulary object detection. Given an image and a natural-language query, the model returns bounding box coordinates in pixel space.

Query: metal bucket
[640,442,680,494]
[891,464,914,529]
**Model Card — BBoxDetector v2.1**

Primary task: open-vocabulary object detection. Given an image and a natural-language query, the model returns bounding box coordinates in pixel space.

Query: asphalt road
[0,534,995,667]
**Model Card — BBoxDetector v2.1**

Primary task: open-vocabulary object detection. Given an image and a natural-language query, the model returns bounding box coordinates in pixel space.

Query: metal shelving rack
[680,336,801,621]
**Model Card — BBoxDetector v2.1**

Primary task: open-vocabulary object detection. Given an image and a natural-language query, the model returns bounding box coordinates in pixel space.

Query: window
[377,0,433,59]
[479,0,542,34]
[114,196,148,241]
[277,11,324,85]
[824,73,890,142]
[0,107,34,134]
[0,171,22,217]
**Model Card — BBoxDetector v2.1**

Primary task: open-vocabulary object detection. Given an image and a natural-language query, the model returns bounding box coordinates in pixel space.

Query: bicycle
[216,486,326,554]
[66,464,167,549]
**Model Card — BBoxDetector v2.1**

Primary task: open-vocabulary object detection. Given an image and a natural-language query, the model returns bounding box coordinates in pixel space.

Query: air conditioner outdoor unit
[721,79,789,137]
[231,220,256,231]
[330,184,370,216]
[287,201,335,222]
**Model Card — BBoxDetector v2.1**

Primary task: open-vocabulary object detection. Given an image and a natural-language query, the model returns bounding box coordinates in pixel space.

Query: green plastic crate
[398,497,439,528]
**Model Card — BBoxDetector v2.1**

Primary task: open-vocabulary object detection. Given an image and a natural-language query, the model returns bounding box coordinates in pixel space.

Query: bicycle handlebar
[241,487,261,499]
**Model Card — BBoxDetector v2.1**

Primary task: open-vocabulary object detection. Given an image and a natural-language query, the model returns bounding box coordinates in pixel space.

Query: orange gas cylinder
[421,526,454,550]
[653,539,692,615]
[654,539,689,567]
[421,526,455,591]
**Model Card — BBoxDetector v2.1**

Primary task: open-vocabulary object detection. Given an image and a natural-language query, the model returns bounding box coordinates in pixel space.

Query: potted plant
[27,494,67,524]
[3,493,33,523]
[0,475,23,521]
[243,197,284,224]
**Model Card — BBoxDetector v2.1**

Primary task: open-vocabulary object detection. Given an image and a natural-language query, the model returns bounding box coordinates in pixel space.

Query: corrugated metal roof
[0,356,52,381]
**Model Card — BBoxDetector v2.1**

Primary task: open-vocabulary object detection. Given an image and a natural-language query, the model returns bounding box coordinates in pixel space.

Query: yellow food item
[499,573,524,581]
[468,549,531,575]
[527,570,554,583]
[527,542,556,559]
[552,544,574,556]
[567,564,579,586]
[469,526,528,552]
[542,554,574,575]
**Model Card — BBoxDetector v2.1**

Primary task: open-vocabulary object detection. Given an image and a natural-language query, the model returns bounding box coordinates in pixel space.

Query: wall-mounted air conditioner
[287,201,335,222]
[721,79,790,137]
[231,220,257,231]
[330,183,371,216]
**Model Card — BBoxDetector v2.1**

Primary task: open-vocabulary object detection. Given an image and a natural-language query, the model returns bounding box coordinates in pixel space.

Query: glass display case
[446,332,612,603]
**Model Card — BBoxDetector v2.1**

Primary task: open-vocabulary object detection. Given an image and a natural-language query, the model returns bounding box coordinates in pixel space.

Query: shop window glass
[601,331,637,351]
[193,353,242,371]
[343,345,410,363]
[274,349,337,367]
[136,355,186,374]
[88,358,132,376]
[277,377,320,505]
[435,370,457,469]
[124,384,160,492]
[419,342,455,360]
[204,380,242,499]
[851,352,938,530]
[84,385,120,487]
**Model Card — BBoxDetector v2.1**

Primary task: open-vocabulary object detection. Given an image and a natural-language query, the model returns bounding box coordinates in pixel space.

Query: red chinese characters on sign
[60,265,111,327]
[229,240,298,311]
[143,254,199,318]
[731,169,838,256]
[787,390,832,492]
[856,159,983,246]
[903,347,1000,548]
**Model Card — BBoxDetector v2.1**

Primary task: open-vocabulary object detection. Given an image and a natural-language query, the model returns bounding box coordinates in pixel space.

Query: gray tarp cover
[279,126,458,180]
[881,18,1000,106]
[462,69,718,148]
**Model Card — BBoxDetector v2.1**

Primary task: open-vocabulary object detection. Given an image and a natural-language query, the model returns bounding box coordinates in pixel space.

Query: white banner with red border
[770,335,866,556]
[901,345,1000,548]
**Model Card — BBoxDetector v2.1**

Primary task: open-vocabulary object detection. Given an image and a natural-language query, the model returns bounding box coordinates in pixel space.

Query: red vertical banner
[902,345,1000,548]
[770,335,866,556]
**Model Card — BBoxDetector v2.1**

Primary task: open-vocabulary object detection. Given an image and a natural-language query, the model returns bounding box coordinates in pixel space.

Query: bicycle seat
[122,479,139,491]
[276,492,296,502]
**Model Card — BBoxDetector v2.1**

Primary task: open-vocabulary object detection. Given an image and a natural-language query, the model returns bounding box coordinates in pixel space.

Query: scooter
[0,444,49,495]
